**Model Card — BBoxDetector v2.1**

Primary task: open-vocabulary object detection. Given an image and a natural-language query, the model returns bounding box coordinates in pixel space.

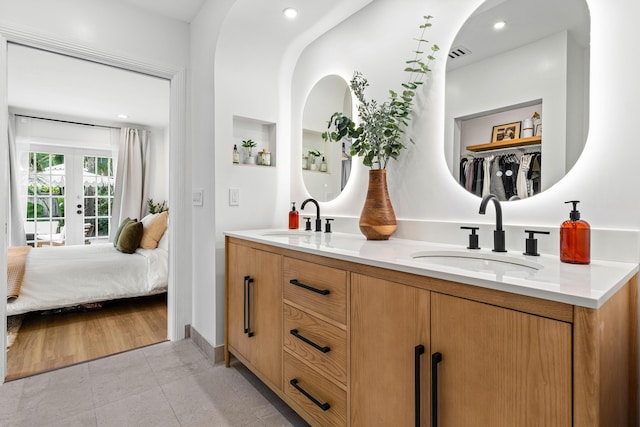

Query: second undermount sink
[410,250,543,273]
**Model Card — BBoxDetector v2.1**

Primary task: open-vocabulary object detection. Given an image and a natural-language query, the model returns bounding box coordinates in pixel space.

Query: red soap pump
[560,200,590,264]
[288,202,299,230]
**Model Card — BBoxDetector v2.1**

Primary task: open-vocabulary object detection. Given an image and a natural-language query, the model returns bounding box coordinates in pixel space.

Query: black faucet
[479,194,506,252]
[301,198,322,232]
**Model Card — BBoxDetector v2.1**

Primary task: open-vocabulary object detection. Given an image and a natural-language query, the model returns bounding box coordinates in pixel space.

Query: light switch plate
[229,188,240,206]
[192,188,203,206]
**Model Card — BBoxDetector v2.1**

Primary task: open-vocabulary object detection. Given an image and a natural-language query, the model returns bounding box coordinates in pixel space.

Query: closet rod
[462,144,541,157]
[14,114,121,131]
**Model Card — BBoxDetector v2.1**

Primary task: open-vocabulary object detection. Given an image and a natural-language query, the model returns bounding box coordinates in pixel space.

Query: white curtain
[111,128,150,239]
[8,114,26,246]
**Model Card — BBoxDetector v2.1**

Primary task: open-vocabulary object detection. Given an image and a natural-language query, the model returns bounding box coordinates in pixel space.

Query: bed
[7,242,168,317]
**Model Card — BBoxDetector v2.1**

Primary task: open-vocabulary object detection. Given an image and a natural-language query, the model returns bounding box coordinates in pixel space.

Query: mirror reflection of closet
[302,75,352,202]
[6,43,171,380]
[445,0,590,201]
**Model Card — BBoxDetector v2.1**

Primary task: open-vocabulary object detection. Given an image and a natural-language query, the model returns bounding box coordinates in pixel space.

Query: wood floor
[6,293,167,381]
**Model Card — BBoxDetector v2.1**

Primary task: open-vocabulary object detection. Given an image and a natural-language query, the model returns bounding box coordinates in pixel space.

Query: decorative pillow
[116,221,144,254]
[140,213,158,227]
[140,211,168,249]
[113,217,135,247]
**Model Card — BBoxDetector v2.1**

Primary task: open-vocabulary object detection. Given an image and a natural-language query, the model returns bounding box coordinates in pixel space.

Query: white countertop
[225,229,639,309]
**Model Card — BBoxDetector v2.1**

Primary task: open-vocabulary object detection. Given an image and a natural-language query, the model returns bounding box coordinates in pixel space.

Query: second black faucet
[301,198,322,232]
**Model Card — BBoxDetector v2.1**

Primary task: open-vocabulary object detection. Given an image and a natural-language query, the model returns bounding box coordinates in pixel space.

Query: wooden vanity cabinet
[431,292,572,426]
[226,241,282,391]
[225,237,637,426]
[350,274,431,427]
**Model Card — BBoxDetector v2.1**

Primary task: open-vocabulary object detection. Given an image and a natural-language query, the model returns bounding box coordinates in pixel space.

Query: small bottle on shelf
[232,144,240,164]
[319,156,327,172]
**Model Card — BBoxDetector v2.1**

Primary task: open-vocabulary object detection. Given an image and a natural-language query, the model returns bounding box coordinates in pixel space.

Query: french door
[26,146,114,247]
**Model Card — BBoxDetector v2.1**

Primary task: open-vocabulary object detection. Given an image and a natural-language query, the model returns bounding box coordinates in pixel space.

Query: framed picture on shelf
[491,122,521,142]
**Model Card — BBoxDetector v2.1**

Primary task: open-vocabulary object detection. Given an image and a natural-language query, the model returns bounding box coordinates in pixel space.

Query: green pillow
[116,221,143,254]
[113,217,135,247]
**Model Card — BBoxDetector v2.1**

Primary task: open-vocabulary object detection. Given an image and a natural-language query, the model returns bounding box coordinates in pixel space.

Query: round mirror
[302,75,352,202]
[445,0,590,201]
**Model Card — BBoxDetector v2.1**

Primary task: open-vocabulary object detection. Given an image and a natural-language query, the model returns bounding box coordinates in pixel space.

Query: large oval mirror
[445,0,590,201]
[302,75,352,202]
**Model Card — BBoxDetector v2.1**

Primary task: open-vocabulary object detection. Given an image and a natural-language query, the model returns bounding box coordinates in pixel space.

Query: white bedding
[7,243,168,316]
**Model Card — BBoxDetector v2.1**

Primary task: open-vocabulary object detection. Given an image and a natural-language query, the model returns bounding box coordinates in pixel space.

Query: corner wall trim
[190,325,225,364]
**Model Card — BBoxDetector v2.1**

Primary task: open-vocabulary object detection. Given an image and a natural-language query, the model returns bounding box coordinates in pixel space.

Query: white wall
[190,0,235,354]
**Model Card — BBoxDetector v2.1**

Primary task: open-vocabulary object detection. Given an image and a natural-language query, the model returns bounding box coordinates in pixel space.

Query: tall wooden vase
[359,169,397,240]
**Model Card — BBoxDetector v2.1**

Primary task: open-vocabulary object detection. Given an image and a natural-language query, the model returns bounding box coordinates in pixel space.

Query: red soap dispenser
[288,202,299,230]
[560,200,590,264]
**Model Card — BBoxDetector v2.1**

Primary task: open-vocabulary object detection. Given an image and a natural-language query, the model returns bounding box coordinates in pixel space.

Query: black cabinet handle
[431,352,443,427]
[415,344,425,427]
[289,378,330,411]
[243,276,254,337]
[289,279,330,295]
[290,329,331,353]
[243,276,249,334]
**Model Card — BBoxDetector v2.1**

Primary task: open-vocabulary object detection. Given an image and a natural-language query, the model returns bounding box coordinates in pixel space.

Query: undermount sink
[410,250,543,273]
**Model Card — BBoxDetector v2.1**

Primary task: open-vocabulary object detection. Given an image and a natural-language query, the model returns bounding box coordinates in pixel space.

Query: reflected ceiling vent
[448,46,472,60]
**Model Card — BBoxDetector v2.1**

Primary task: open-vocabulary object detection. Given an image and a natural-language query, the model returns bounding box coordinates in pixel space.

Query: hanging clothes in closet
[459,151,541,201]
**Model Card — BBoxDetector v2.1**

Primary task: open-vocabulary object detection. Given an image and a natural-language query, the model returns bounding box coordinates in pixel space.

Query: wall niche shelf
[466,135,541,152]
[232,115,276,166]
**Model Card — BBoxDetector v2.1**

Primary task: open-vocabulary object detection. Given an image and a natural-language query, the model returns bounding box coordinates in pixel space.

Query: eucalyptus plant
[322,15,439,169]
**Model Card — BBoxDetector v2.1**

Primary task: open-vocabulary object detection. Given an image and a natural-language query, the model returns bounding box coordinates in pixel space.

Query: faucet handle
[303,217,312,231]
[523,230,550,256]
[324,218,334,233]
[461,226,480,250]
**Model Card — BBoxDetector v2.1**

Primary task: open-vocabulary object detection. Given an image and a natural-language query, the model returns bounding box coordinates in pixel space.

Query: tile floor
[0,339,309,427]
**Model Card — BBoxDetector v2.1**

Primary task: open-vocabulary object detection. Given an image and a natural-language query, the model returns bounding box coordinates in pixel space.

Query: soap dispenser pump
[288,202,299,230]
[560,200,590,264]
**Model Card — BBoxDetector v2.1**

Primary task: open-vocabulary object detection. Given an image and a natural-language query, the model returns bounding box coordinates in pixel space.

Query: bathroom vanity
[224,230,638,426]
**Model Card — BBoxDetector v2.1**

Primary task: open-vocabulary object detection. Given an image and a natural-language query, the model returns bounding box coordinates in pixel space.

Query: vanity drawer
[284,257,347,324]
[284,303,347,384]
[284,352,346,427]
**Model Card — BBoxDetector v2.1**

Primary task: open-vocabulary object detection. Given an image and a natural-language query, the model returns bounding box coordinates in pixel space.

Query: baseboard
[190,325,225,364]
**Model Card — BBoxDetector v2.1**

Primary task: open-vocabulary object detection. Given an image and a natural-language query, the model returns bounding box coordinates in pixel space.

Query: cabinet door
[227,243,282,390]
[431,292,571,426]
[351,274,430,427]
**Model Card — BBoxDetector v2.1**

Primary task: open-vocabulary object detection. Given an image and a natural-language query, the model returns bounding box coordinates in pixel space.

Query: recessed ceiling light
[283,8,297,19]
[117,113,129,119]
[493,21,506,30]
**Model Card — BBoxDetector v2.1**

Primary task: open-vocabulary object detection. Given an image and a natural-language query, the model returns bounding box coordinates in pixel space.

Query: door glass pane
[25,152,65,247]
[83,155,114,243]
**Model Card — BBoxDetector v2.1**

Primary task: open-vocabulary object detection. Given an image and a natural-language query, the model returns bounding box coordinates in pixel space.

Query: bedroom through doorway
[5,44,171,381]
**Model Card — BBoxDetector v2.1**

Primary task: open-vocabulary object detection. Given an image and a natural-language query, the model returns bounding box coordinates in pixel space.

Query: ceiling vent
[448,46,472,60]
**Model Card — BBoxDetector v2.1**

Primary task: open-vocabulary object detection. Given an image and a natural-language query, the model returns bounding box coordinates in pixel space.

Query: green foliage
[321,15,439,169]
[148,198,168,214]
[242,139,257,156]
[308,150,322,157]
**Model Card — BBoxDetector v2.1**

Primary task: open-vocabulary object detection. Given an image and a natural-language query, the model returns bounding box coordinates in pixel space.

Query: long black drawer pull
[243,276,249,334]
[415,344,425,427]
[245,276,254,337]
[290,378,331,411]
[289,279,330,295]
[431,352,443,427]
[290,329,331,353]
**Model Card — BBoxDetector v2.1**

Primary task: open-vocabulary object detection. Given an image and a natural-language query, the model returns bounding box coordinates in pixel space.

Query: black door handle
[431,352,443,427]
[289,279,330,295]
[289,378,330,411]
[290,329,330,353]
[415,344,425,427]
